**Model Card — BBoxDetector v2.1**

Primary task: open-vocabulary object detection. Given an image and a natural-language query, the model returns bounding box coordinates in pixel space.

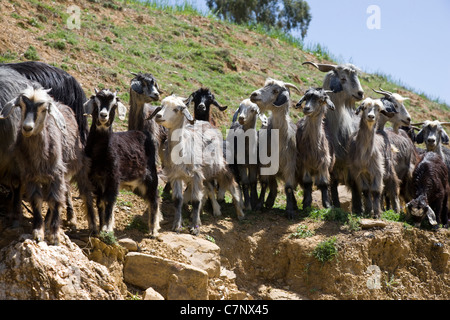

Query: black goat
[84,89,162,236]
[185,88,228,126]
[406,152,449,228]
[2,61,88,145]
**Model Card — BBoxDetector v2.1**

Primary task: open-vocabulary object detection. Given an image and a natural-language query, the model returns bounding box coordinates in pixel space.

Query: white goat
[347,98,393,218]
[149,95,244,235]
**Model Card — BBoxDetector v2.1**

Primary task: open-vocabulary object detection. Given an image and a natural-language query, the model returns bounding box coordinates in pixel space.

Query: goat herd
[0,61,448,246]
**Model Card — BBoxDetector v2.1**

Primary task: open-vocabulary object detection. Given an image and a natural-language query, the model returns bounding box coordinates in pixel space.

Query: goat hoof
[286,210,297,220]
[32,229,45,242]
[189,226,200,236]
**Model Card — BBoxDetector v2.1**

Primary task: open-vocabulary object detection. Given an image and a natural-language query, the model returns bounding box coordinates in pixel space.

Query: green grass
[289,224,315,239]
[312,236,338,264]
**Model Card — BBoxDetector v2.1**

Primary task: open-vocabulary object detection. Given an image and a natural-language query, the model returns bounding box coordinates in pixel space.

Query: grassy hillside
[1,0,448,135]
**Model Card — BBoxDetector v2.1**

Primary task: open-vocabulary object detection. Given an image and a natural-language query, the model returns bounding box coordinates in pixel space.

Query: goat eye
[173,109,179,113]
[341,78,347,83]
[272,89,279,94]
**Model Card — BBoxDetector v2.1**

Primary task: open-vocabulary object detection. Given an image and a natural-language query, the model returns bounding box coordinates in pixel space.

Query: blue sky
[161,0,450,106]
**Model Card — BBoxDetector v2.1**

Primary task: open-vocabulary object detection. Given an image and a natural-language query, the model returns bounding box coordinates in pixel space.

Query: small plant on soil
[312,236,338,263]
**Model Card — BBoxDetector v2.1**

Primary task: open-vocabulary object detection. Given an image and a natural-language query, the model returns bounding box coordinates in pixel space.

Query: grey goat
[250,78,301,219]
[302,61,364,210]
[0,86,94,244]
[294,88,336,209]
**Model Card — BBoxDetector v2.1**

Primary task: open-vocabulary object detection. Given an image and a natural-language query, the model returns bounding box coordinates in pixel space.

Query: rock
[87,237,128,296]
[118,238,139,252]
[360,219,387,229]
[159,233,221,278]
[0,234,123,300]
[260,287,306,300]
[123,252,208,300]
[143,287,164,300]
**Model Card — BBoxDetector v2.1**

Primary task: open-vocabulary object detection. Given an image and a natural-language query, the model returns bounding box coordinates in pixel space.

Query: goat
[302,61,364,210]
[0,67,36,227]
[0,86,94,245]
[406,152,449,228]
[373,89,418,208]
[2,61,88,145]
[148,95,244,235]
[250,78,301,219]
[226,99,264,210]
[412,120,450,186]
[184,87,228,126]
[347,98,394,218]
[83,89,162,237]
[128,72,167,160]
[294,88,336,209]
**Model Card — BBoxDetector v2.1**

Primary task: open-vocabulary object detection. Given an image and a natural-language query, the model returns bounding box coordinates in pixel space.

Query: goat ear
[326,98,335,111]
[83,97,96,116]
[232,107,241,123]
[381,99,398,114]
[0,96,21,119]
[441,129,449,145]
[425,205,438,226]
[273,90,289,107]
[355,103,364,115]
[181,106,195,124]
[131,79,144,94]
[212,100,228,111]
[329,74,343,93]
[415,129,425,144]
[48,103,67,134]
[295,95,306,109]
[258,113,268,127]
[116,100,127,121]
[380,109,396,119]
[183,94,194,106]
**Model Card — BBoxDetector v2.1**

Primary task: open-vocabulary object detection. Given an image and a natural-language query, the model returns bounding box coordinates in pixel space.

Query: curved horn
[146,106,162,120]
[212,99,228,111]
[411,122,426,127]
[372,88,392,98]
[294,95,307,109]
[438,122,450,126]
[302,61,337,73]
[129,71,139,77]
[284,82,301,94]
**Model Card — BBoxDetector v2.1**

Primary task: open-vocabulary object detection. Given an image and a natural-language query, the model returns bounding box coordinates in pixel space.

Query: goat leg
[302,182,313,210]
[265,177,278,210]
[256,180,268,212]
[30,194,44,242]
[47,201,62,246]
[285,185,298,220]
[172,180,184,233]
[318,183,332,209]
[242,184,251,210]
[250,182,258,211]
[372,191,382,219]
[330,175,341,208]
[190,200,201,236]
